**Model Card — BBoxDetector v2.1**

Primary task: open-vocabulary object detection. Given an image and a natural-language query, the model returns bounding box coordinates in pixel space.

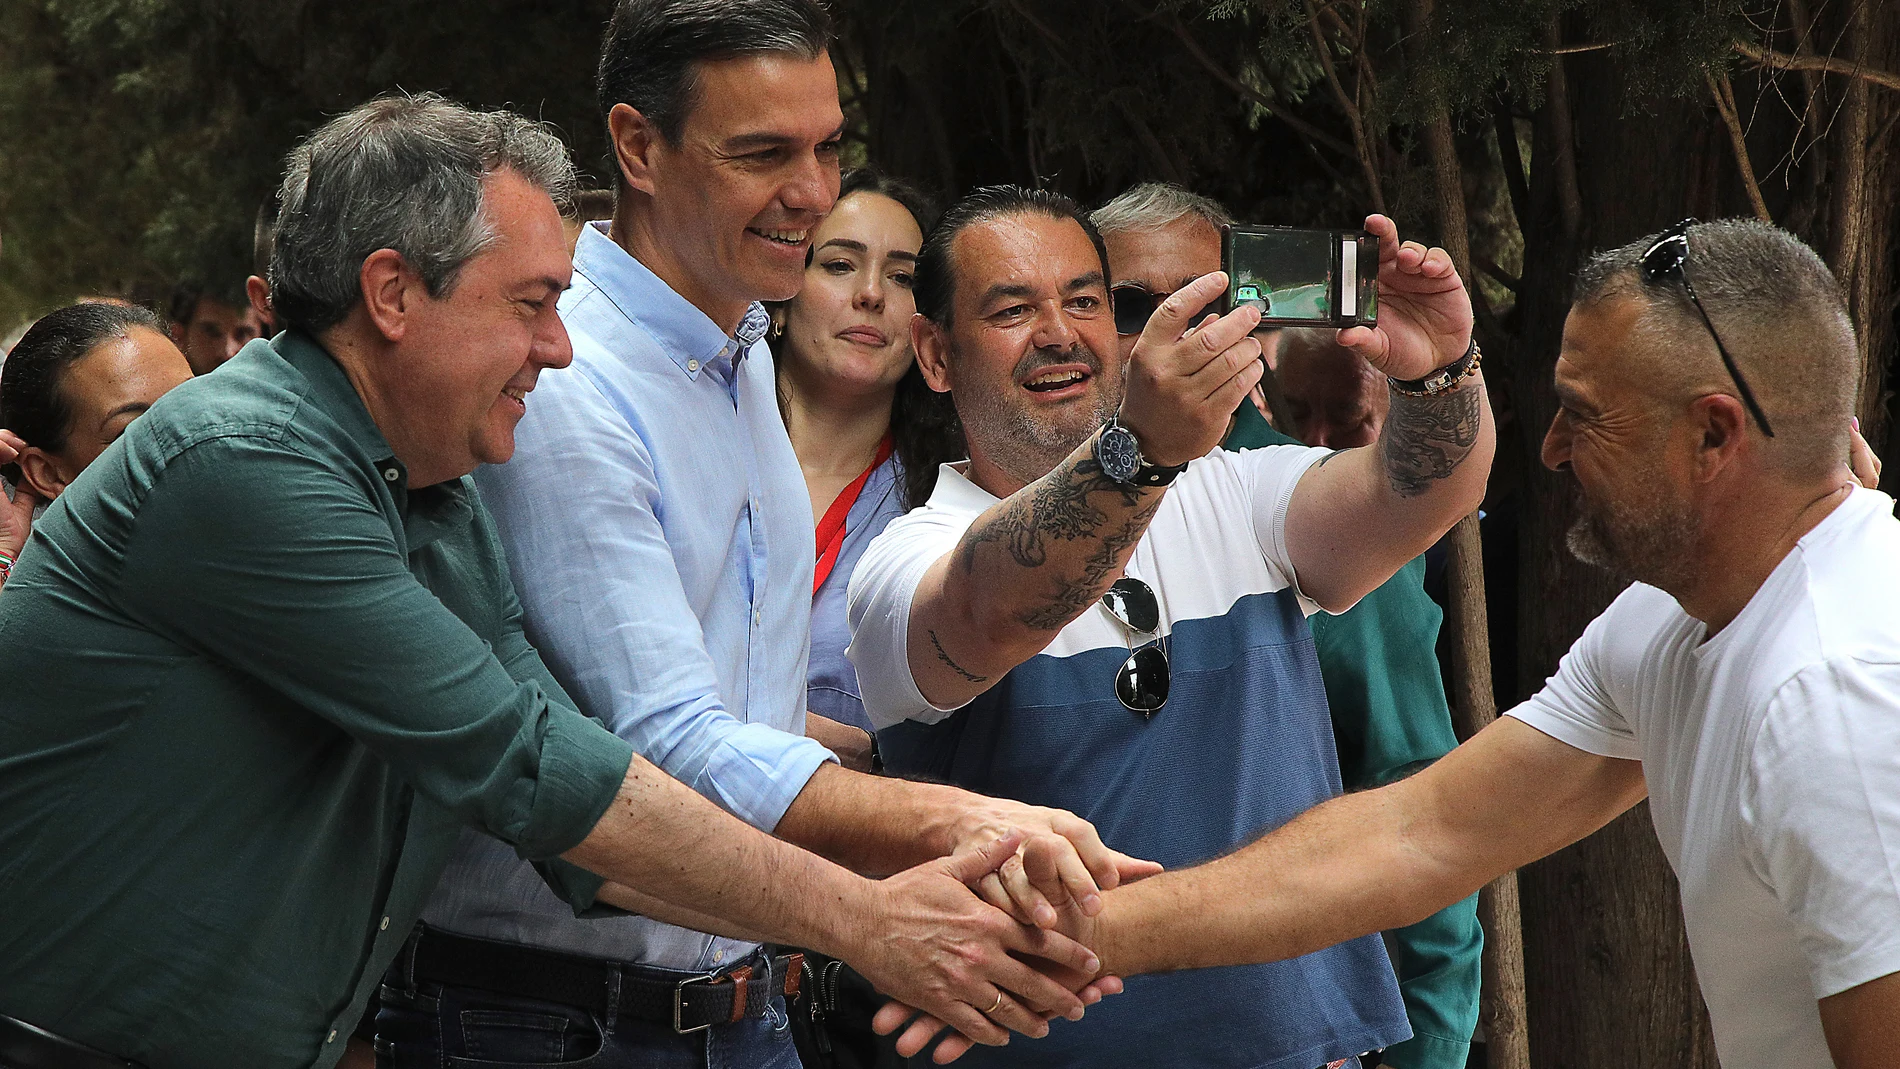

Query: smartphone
[1220,225,1380,328]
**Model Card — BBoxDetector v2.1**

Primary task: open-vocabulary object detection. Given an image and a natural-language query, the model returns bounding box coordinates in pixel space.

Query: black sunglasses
[1110,283,1217,338]
[1639,219,1775,438]
[1101,577,1169,716]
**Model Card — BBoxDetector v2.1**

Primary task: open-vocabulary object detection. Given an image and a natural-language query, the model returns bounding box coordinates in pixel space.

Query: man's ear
[245,275,273,330]
[358,249,414,343]
[16,447,69,502]
[1689,392,1748,483]
[608,103,663,198]
[911,313,954,395]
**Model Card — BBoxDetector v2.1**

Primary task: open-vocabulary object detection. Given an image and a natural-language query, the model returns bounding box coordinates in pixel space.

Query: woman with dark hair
[0,302,193,590]
[771,168,962,759]
[771,170,961,1069]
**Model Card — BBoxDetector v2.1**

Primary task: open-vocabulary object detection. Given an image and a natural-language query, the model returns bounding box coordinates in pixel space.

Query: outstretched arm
[906,272,1263,708]
[1091,716,1642,975]
[1282,215,1494,611]
[1820,971,1900,1069]
[878,716,1642,1063]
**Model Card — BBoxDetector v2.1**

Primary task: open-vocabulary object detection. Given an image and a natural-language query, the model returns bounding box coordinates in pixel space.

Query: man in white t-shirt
[883,218,1897,1069]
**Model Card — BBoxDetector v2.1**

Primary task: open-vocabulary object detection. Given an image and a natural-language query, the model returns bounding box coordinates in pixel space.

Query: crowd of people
[0,2,1895,1069]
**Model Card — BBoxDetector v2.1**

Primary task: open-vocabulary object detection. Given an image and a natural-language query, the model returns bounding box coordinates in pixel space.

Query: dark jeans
[375,977,799,1069]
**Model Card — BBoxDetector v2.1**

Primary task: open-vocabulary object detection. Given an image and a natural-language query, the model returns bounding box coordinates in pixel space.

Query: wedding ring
[988,991,1004,1015]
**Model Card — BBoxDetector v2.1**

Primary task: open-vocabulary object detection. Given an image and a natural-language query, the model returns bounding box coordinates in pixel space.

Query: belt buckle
[674,973,716,1034]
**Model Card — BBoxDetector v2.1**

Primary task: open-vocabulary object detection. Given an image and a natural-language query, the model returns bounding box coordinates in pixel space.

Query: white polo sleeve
[1743,658,1900,999]
[1505,602,1642,760]
[846,508,975,731]
[1210,443,1333,613]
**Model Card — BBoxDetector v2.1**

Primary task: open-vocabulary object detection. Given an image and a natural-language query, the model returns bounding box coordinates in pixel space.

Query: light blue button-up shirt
[422,222,835,970]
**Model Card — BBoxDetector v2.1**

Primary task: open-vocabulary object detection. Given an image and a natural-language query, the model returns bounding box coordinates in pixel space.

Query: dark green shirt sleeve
[116,436,634,860]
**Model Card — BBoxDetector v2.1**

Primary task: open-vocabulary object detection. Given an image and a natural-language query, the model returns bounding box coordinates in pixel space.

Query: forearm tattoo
[953,456,1162,634]
[928,629,988,683]
[1381,382,1482,498]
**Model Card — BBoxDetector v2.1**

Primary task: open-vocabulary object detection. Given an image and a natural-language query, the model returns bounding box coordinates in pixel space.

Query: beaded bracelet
[0,550,14,584]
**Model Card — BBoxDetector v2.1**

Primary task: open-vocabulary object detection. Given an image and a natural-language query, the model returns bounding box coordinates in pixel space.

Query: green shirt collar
[269,329,472,548]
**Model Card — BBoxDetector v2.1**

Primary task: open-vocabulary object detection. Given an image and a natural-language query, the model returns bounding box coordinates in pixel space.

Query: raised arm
[906,272,1264,709]
[1283,215,1494,611]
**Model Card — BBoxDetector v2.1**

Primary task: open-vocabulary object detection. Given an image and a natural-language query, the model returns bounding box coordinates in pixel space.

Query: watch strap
[1128,458,1187,487]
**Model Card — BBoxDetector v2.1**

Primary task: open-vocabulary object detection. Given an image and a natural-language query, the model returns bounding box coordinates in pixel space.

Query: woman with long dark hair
[771,168,961,756]
[770,169,962,1069]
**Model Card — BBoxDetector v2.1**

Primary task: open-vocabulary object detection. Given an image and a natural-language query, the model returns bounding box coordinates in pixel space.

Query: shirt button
[327,1030,337,1044]
[714,950,724,963]
[379,916,390,931]
[382,468,399,483]
[687,359,700,372]
[753,609,762,627]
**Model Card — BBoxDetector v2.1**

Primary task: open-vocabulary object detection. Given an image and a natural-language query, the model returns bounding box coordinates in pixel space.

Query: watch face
[1097,425,1141,483]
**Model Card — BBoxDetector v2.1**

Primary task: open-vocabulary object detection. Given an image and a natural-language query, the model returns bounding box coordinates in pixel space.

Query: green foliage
[0,0,614,329]
[0,0,1770,331]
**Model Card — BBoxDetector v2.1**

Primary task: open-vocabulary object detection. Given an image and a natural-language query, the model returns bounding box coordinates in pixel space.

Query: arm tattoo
[956,458,1142,575]
[928,629,988,683]
[1016,496,1162,631]
[1381,382,1482,498]
[951,456,1164,634]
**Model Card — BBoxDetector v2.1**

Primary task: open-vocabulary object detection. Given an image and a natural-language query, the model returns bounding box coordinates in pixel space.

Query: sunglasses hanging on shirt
[1100,577,1169,716]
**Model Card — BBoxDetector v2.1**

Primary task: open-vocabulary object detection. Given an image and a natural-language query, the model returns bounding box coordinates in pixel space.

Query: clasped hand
[856,801,1157,1063]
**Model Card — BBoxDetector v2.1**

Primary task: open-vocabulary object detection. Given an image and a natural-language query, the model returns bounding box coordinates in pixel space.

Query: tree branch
[1734,38,1900,92]
[1306,0,1387,214]
[1707,72,1773,222]
[1159,11,1358,158]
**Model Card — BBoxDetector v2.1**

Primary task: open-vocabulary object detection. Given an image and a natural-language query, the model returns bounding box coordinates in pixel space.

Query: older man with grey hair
[1088,181,1482,1069]
[0,92,1102,1069]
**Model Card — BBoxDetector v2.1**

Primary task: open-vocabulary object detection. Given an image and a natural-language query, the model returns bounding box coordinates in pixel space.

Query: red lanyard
[814,434,894,594]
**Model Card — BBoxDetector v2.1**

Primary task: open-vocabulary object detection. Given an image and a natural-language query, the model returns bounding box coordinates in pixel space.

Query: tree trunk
[1403,5,1531,1065]
[1508,35,1723,1069]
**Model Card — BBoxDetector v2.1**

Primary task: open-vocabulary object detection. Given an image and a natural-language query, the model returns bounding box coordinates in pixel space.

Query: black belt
[398,926,803,1035]
[0,1015,144,1069]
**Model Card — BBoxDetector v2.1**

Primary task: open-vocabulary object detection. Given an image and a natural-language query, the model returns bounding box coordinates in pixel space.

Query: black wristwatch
[1094,415,1188,488]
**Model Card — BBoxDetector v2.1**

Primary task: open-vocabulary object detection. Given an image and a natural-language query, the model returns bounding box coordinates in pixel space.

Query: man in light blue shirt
[389,3,1149,1066]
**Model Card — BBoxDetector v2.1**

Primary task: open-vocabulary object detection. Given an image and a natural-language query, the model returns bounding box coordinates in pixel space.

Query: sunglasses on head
[1638,219,1775,438]
[1100,577,1169,716]
[1110,283,1218,338]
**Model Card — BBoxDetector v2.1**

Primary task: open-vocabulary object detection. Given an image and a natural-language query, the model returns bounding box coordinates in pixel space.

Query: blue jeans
[374,977,799,1069]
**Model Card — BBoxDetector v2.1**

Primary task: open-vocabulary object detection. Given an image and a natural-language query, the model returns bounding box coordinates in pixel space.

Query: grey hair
[1090,182,1234,236]
[597,0,831,144]
[1573,218,1859,475]
[268,92,577,333]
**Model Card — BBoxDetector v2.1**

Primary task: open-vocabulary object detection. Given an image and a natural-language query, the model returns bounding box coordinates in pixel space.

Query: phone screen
[1229,229,1335,321]
[1223,226,1378,327]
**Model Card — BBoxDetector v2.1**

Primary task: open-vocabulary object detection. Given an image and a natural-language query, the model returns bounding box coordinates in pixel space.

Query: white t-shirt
[1508,487,1900,1069]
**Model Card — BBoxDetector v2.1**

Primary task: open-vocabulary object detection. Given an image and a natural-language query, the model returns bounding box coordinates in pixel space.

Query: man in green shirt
[0,94,1102,1069]
[1090,183,1481,1069]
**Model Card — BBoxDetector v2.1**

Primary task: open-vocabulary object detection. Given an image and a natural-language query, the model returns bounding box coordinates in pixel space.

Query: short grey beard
[973,392,1120,489]
[1565,491,1702,592]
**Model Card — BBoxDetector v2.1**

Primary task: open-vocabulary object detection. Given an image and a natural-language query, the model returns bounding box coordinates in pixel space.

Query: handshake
[836,803,1158,1065]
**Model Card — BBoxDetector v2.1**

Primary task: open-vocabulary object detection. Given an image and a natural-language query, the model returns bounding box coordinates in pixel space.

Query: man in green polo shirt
[0,93,1102,1069]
